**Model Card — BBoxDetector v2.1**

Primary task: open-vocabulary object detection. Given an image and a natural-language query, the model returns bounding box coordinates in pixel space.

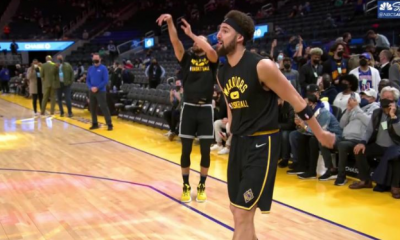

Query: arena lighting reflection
[0,134,19,142]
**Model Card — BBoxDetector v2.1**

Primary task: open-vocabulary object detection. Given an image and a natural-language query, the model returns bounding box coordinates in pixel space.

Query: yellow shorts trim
[261,211,270,214]
[230,136,272,211]
[250,129,279,136]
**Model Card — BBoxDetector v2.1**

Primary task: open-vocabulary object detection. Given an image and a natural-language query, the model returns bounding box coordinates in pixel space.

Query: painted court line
[0,168,234,233]
[0,98,378,240]
[69,140,111,145]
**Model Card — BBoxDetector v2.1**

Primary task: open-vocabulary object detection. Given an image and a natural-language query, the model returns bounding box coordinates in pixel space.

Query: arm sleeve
[361,118,374,144]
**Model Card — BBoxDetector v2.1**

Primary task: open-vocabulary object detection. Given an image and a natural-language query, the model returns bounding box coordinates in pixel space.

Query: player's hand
[389,103,397,118]
[180,19,192,37]
[354,144,366,155]
[91,87,98,93]
[318,130,335,149]
[156,14,172,26]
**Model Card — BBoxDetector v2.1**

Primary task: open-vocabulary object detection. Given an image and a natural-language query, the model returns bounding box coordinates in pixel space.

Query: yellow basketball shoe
[181,184,192,203]
[196,183,207,203]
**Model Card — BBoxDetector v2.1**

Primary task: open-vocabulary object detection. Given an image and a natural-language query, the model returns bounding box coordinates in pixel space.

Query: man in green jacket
[56,55,74,117]
[41,56,60,115]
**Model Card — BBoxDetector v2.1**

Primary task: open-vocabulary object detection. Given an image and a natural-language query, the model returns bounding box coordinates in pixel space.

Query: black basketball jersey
[218,50,279,136]
[179,51,219,103]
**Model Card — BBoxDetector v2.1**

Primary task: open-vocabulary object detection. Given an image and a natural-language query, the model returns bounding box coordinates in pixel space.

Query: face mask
[380,99,393,108]
[284,63,291,69]
[277,55,283,61]
[175,86,181,91]
[307,93,318,103]
[337,51,344,57]
[359,59,368,67]
[312,59,319,65]
[295,46,299,51]
[360,98,369,108]
[340,83,349,90]
[93,60,100,64]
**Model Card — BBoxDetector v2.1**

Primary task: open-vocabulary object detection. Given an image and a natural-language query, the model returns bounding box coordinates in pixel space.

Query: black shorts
[228,130,280,213]
[179,102,214,139]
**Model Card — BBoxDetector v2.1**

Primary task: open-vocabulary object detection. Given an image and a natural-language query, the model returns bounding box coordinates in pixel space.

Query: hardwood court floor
[0,95,398,240]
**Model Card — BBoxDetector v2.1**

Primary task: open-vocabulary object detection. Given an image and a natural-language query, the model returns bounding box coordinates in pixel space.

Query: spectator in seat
[320,74,338,105]
[323,42,348,91]
[378,50,392,79]
[389,57,400,85]
[333,74,361,112]
[110,62,123,90]
[277,97,296,168]
[349,52,381,92]
[367,30,390,51]
[332,89,379,185]
[299,47,323,96]
[342,32,352,59]
[350,87,400,199]
[288,89,341,178]
[281,57,301,93]
[165,80,183,141]
[145,58,165,89]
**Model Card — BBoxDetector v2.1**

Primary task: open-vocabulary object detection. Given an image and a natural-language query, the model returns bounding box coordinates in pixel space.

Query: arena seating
[71,82,89,109]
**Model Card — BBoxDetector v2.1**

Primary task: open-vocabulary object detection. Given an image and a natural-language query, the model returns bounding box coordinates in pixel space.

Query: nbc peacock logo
[379,2,393,10]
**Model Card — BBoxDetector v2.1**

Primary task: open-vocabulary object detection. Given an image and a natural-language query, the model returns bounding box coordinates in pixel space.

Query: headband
[223,18,249,42]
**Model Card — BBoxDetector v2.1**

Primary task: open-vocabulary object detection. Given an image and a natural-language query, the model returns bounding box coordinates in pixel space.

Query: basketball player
[156,14,219,203]
[216,10,335,239]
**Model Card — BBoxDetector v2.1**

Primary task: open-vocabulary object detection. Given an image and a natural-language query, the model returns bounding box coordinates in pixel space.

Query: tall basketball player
[216,10,335,239]
[156,14,219,203]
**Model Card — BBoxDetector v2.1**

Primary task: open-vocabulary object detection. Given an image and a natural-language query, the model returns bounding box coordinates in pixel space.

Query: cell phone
[350,92,356,100]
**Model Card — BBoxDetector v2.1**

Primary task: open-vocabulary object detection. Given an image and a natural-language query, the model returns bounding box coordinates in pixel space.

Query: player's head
[216,10,255,56]
[192,35,209,54]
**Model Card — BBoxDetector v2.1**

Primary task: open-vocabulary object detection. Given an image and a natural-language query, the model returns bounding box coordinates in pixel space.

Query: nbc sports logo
[379,2,393,10]
[378,1,400,18]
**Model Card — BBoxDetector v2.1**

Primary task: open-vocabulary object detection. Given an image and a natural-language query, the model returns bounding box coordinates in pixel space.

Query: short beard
[217,38,237,57]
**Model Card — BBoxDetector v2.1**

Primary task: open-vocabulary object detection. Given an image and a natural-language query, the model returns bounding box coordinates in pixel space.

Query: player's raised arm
[257,59,335,148]
[156,14,185,61]
[180,19,219,63]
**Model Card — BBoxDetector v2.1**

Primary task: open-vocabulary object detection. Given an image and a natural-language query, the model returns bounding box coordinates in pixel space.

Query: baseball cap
[306,84,320,93]
[360,88,377,99]
[360,52,371,60]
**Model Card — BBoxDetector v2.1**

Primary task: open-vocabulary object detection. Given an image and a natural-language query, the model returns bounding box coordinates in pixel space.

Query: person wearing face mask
[330,90,378,185]
[333,74,361,112]
[359,88,380,114]
[40,56,60,116]
[281,57,301,93]
[86,53,113,131]
[288,89,342,179]
[145,58,165,89]
[300,47,324,96]
[319,74,338,105]
[350,87,400,199]
[349,52,381,93]
[342,32,352,59]
[164,80,183,141]
[323,42,348,91]
[56,55,74,117]
[27,59,43,115]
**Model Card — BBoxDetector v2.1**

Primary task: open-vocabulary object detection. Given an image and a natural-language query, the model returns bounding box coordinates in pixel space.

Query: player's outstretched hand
[319,130,335,149]
[180,19,192,36]
[156,14,172,26]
